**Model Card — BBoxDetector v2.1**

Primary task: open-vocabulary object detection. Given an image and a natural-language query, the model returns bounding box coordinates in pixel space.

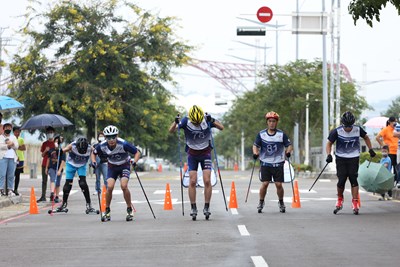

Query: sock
[204,203,210,209]
[191,203,197,210]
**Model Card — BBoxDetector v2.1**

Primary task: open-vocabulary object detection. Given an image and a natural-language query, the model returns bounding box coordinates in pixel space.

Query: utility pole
[0,27,12,94]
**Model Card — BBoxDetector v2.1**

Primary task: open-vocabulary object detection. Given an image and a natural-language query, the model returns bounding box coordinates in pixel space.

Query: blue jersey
[93,137,138,166]
[66,141,92,168]
[327,125,367,159]
[380,156,392,172]
[396,124,400,148]
[178,116,215,151]
[253,129,291,167]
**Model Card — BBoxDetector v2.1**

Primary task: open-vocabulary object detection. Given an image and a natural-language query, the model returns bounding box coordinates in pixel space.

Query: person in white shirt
[0,123,19,196]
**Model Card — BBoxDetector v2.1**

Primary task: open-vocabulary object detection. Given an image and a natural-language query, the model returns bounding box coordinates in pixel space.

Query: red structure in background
[188,59,353,95]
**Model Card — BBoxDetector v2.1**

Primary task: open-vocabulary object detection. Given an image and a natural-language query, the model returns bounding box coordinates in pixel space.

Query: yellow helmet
[188,105,204,124]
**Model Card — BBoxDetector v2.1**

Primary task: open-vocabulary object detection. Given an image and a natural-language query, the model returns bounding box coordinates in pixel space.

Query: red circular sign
[257,6,273,23]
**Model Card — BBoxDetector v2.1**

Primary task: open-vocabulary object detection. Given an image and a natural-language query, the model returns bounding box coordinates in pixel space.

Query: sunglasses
[106,135,117,140]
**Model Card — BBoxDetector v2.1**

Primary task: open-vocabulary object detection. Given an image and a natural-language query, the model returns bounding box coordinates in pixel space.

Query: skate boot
[278,201,286,213]
[55,202,68,213]
[203,207,211,220]
[190,208,198,221]
[333,197,343,214]
[85,203,99,215]
[101,207,111,222]
[257,200,265,213]
[126,206,134,221]
[352,198,360,215]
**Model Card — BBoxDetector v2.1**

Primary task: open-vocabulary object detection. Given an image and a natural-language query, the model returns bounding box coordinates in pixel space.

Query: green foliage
[382,96,400,118]
[360,151,382,164]
[8,0,192,160]
[216,60,370,162]
[348,0,400,27]
[293,163,313,172]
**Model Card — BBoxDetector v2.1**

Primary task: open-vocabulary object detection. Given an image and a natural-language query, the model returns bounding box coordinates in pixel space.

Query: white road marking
[230,208,238,215]
[319,179,331,182]
[59,190,78,196]
[251,256,269,267]
[299,189,317,193]
[238,225,250,236]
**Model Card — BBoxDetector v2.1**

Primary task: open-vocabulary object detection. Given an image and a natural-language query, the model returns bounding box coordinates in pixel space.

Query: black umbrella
[21,113,74,130]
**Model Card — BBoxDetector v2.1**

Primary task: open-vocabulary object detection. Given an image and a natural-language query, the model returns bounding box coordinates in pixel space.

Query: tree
[215,60,371,165]
[8,0,192,161]
[348,0,400,26]
[383,96,400,118]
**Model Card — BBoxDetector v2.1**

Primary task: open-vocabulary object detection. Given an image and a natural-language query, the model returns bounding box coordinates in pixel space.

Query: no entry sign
[257,6,273,23]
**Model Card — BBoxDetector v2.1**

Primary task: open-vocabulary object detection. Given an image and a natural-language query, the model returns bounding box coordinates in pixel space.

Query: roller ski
[101,207,111,222]
[190,208,198,221]
[85,203,100,215]
[48,202,68,214]
[257,201,265,213]
[278,201,286,213]
[203,207,211,220]
[333,197,343,215]
[352,198,360,215]
[126,207,134,221]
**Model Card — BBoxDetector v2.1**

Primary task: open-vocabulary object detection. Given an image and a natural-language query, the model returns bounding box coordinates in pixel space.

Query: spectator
[376,116,400,188]
[37,126,56,202]
[0,123,19,196]
[379,145,392,200]
[46,135,65,203]
[13,126,26,196]
[93,132,108,194]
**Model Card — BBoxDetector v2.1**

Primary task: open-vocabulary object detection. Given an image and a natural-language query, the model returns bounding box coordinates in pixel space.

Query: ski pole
[245,159,256,203]
[93,168,103,221]
[133,168,156,219]
[308,162,329,191]
[178,126,184,216]
[287,157,295,201]
[208,121,228,211]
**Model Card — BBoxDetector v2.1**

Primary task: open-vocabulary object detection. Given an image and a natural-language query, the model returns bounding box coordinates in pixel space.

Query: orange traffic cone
[183,162,188,173]
[164,183,173,210]
[158,163,162,172]
[291,180,301,208]
[229,181,238,209]
[233,163,239,172]
[29,187,39,214]
[101,185,107,212]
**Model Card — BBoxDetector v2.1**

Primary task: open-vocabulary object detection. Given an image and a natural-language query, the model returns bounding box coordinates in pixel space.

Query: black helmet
[341,111,355,127]
[76,137,89,154]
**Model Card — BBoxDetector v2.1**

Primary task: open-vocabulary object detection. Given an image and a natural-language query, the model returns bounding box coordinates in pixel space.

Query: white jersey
[66,141,92,167]
[327,125,367,159]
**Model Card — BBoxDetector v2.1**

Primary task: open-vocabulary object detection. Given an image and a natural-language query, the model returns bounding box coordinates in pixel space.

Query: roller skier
[169,105,224,220]
[326,111,376,215]
[57,137,99,214]
[91,125,141,222]
[252,111,292,214]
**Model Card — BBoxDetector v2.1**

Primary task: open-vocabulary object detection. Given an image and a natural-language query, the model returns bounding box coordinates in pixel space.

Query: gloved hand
[286,152,291,158]
[253,154,259,160]
[369,149,376,158]
[174,114,180,124]
[205,113,215,123]
[90,161,97,169]
[130,159,137,167]
[326,154,333,163]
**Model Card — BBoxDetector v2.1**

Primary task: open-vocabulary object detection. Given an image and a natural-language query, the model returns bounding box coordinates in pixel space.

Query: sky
[1,0,400,120]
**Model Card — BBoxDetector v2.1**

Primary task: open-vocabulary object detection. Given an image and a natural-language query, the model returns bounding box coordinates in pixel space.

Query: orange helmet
[265,111,279,121]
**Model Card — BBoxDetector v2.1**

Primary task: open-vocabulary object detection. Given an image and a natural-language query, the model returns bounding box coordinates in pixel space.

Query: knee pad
[78,176,89,192]
[337,179,346,189]
[63,181,73,195]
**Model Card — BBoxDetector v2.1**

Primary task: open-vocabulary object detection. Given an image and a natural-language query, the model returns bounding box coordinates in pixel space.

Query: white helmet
[103,125,119,136]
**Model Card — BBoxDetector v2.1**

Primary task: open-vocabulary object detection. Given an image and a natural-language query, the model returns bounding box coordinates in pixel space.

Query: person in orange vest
[376,116,400,189]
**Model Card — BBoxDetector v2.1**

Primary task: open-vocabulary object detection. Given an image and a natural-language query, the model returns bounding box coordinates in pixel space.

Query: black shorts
[259,165,284,182]
[336,157,359,187]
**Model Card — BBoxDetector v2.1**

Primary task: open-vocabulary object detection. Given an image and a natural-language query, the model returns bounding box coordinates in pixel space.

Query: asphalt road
[1,170,399,267]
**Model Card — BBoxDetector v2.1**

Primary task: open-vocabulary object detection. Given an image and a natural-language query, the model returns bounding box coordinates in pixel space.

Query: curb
[0,195,23,209]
